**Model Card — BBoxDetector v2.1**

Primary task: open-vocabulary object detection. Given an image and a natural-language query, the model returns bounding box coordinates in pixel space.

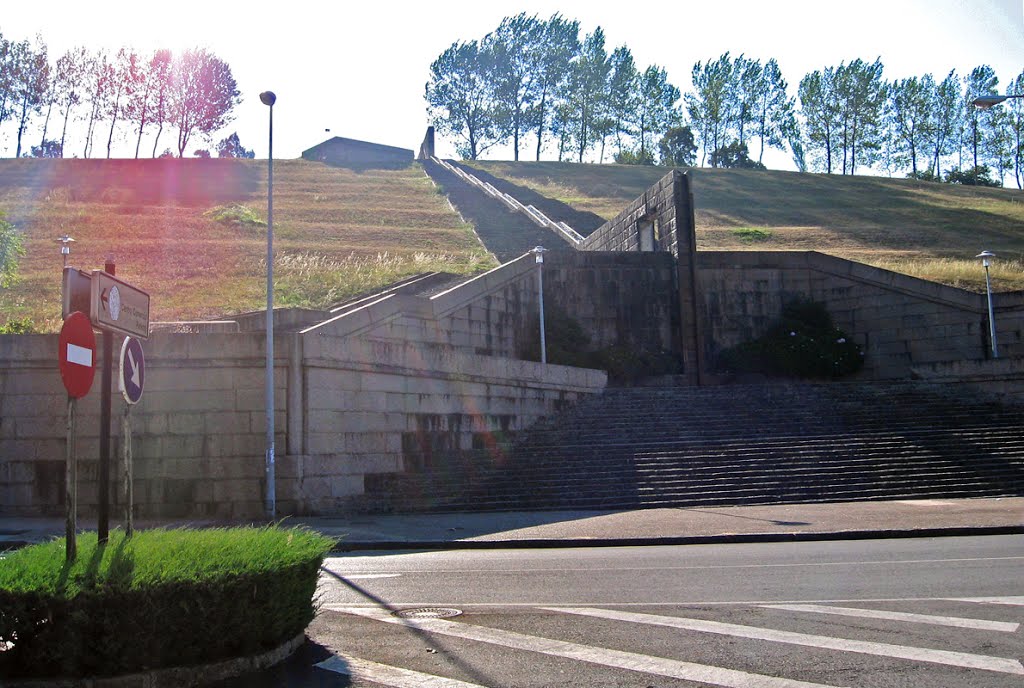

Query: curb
[331,524,1024,552]
[2,633,305,688]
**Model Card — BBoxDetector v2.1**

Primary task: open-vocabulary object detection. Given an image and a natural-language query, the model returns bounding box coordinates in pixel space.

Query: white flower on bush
[836,337,846,344]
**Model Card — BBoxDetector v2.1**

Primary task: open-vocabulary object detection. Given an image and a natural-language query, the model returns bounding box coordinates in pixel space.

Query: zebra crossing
[318,597,1023,687]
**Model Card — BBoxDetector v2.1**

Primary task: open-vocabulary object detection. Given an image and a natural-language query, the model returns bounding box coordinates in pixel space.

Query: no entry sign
[59,311,96,398]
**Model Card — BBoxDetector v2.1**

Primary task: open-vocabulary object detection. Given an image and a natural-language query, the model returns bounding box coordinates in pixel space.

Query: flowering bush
[717,300,864,379]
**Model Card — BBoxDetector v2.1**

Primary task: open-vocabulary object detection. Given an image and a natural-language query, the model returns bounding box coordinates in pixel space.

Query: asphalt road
[222,535,1024,687]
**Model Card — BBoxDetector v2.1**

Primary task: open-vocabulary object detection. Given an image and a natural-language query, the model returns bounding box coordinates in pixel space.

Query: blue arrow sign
[119,336,145,405]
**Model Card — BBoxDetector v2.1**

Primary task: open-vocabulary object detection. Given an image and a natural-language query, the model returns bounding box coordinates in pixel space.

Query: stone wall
[578,170,703,383]
[1,332,284,519]
[698,250,1024,379]
[0,326,604,518]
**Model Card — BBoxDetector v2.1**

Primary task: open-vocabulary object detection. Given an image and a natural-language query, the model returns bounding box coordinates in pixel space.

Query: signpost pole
[65,396,77,561]
[122,403,133,537]
[98,258,114,543]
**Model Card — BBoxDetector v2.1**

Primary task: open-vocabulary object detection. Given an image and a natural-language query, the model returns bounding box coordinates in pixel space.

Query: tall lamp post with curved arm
[971,94,1024,109]
[260,90,277,519]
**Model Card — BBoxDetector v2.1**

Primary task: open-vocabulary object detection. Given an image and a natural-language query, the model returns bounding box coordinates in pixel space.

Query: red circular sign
[59,311,96,398]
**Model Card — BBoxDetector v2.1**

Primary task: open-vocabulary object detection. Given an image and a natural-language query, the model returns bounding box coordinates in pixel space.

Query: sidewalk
[2,497,1021,552]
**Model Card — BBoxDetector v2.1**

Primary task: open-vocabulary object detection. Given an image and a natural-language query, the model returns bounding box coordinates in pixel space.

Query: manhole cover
[394,607,463,619]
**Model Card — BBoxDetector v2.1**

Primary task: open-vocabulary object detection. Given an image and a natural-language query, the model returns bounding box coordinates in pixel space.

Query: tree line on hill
[425,13,1024,189]
[0,29,254,160]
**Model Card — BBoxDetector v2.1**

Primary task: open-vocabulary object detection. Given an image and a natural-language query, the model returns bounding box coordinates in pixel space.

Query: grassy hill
[466,161,1024,292]
[4,157,1023,333]
[0,159,493,332]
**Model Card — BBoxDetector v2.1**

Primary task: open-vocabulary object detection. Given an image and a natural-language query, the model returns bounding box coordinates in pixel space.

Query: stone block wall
[698,251,1024,379]
[578,170,703,383]
[0,332,287,519]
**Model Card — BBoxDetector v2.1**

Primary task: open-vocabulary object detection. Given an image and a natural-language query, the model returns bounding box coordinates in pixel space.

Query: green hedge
[0,526,335,680]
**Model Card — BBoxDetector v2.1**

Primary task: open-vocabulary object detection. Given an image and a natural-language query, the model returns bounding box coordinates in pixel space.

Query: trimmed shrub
[717,300,864,379]
[0,526,335,680]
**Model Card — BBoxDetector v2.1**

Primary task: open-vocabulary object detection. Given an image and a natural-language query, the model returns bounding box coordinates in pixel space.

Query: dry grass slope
[467,161,1024,291]
[0,159,494,331]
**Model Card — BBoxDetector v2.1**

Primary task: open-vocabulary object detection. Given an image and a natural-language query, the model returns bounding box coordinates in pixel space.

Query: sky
[1,0,1023,171]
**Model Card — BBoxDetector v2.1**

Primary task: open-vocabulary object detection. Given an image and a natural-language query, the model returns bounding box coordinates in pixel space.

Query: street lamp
[971,94,1024,109]
[530,246,548,364]
[260,90,276,519]
[976,251,998,359]
[55,234,74,268]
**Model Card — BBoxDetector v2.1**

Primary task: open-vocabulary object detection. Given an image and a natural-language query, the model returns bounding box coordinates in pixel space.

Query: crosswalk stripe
[316,655,486,687]
[952,596,1024,606]
[327,605,843,688]
[546,607,1024,676]
[761,603,1020,632]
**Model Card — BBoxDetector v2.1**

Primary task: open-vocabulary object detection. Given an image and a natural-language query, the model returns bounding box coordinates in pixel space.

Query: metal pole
[122,404,134,537]
[984,264,998,359]
[538,259,546,365]
[65,397,77,561]
[265,100,276,520]
[98,258,114,543]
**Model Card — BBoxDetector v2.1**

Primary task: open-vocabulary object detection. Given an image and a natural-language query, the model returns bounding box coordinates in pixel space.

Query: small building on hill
[301,136,413,167]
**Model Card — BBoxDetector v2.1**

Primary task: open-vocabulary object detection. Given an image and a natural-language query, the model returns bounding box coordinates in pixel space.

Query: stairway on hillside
[364,382,1024,513]
[422,159,578,261]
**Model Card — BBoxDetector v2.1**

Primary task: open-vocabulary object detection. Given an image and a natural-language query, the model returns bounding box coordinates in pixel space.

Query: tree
[753,59,794,165]
[833,58,887,174]
[658,125,697,167]
[105,48,139,158]
[564,27,611,163]
[798,67,841,172]
[531,14,579,160]
[630,65,680,162]
[53,47,87,157]
[709,141,766,169]
[0,33,12,136]
[9,36,49,158]
[485,13,541,161]
[606,45,639,155]
[929,70,962,179]
[687,53,734,166]
[30,139,61,157]
[216,132,254,158]
[426,40,500,160]
[964,65,999,178]
[80,49,109,158]
[1007,70,1024,189]
[171,49,240,157]
[730,54,761,148]
[887,74,935,176]
[146,50,173,158]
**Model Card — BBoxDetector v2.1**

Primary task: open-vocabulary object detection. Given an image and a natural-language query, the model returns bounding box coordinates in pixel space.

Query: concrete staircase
[364,381,1024,512]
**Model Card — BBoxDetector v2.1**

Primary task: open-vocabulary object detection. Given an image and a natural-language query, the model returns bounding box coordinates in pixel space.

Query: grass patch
[733,226,772,242]
[204,203,266,228]
[865,255,1024,292]
[0,526,334,680]
[273,249,494,308]
[0,159,493,330]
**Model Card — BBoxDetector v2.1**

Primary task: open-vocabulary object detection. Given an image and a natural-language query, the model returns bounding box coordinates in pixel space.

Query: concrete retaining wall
[698,251,1024,379]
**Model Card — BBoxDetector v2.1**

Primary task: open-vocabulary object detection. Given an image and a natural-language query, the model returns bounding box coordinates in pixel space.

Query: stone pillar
[418,126,435,160]
[673,171,705,385]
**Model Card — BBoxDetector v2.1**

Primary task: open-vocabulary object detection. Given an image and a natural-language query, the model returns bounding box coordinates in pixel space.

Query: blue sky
[2,0,1022,170]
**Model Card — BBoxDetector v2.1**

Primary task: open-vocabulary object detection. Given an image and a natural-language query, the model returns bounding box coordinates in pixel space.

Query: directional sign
[119,337,145,404]
[90,270,150,340]
[62,267,92,320]
[59,311,96,398]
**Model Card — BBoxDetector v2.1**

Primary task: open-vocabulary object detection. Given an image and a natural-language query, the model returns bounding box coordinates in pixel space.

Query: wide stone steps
[362,381,1024,513]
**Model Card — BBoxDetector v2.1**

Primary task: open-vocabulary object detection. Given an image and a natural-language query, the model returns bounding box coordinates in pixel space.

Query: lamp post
[530,246,548,364]
[260,90,277,520]
[977,250,998,359]
[56,234,74,268]
[971,94,1024,109]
